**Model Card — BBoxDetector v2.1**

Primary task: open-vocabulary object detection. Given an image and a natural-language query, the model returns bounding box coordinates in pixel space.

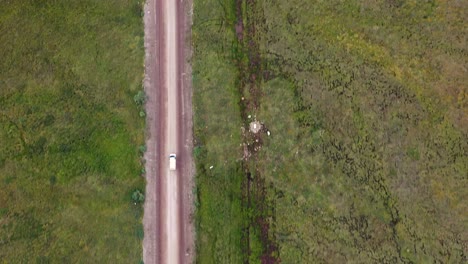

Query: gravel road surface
[143,0,194,263]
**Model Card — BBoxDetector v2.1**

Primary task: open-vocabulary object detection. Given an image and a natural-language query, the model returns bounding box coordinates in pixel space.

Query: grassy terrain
[193,0,467,263]
[0,1,145,262]
[257,0,467,262]
[192,0,247,262]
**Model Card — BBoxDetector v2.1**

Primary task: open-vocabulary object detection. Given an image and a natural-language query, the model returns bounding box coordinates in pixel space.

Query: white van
[169,154,176,171]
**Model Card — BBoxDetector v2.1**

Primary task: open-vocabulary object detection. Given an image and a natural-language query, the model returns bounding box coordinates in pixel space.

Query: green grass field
[0,1,145,262]
[257,1,467,262]
[194,0,467,263]
[192,0,247,262]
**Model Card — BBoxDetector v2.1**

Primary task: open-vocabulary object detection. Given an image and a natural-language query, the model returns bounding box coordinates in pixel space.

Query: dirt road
[142,0,194,263]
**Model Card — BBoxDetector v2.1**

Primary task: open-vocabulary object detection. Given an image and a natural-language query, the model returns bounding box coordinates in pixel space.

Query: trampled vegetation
[193,0,467,263]
[0,1,145,262]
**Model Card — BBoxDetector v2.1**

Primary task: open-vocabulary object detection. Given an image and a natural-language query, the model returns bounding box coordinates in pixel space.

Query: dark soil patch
[233,0,279,263]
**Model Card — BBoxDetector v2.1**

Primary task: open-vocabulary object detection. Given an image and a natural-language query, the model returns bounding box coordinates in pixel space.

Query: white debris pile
[249,121,262,133]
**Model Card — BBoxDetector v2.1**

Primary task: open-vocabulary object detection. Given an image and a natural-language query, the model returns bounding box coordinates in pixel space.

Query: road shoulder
[142,0,160,263]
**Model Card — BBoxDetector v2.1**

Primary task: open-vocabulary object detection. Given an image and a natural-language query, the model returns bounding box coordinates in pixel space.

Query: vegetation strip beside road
[0,1,146,262]
[192,0,245,262]
[194,0,277,262]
